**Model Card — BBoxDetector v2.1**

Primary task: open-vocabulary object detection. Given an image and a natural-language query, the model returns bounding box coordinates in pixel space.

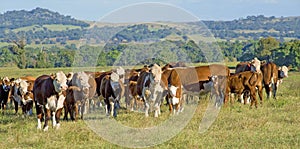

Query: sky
[0,0,299,22]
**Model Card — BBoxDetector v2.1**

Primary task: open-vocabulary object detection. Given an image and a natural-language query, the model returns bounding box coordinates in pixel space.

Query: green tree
[256,37,279,60]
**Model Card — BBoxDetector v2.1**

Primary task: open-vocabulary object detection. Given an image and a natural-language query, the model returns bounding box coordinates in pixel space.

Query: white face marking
[54,71,68,93]
[110,72,120,82]
[281,66,289,77]
[19,80,28,94]
[151,64,162,82]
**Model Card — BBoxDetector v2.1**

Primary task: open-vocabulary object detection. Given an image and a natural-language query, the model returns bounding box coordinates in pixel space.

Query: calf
[225,71,263,108]
[33,71,68,131]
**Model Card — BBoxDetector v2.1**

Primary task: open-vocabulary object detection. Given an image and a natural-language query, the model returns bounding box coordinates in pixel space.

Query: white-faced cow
[11,78,34,115]
[100,67,125,117]
[65,71,96,120]
[261,62,289,99]
[136,64,164,117]
[34,71,68,131]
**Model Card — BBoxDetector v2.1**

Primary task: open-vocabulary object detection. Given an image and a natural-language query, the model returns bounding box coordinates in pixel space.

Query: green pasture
[0,67,299,148]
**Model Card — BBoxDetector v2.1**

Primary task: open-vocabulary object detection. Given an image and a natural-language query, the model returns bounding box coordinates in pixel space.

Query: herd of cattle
[0,58,289,131]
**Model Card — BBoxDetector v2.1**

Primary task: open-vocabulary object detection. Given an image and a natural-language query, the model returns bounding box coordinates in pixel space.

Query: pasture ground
[0,68,299,148]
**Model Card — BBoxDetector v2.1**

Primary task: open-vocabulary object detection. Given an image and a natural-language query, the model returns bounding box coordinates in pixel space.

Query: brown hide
[261,62,278,99]
[235,62,251,73]
[225,71,263,108]
[165,64,229,93]
[65,86,81,121]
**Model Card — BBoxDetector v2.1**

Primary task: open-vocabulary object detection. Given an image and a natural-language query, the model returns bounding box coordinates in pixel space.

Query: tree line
[0,37,299,70]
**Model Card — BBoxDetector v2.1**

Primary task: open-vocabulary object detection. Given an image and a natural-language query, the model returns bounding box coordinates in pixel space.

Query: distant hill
[0,8,299,45]
[0,7,89,30]
[202,15,300,40]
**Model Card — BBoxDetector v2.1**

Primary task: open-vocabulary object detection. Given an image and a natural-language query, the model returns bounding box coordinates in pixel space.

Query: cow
[64,86,82,121]
[161,68,183,115]
[100,67,125,117]
[65,71,96,120]
[10,78,34,115]
[235,58,262,74]
[224,71,263,108]
[33,71,68,131]
[163,64,230,106]
[278,65,289,84]
[136,64,164,117]
[260,62,288,99]
[0,77,11,113]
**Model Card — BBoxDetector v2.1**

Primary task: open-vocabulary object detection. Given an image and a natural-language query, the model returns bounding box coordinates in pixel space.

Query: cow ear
[288,65,292,70]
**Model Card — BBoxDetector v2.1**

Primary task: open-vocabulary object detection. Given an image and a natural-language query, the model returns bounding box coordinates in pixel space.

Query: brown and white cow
[224,71,263,108]
[136,64,164,117]
[33,71,68,131]
[10,78,35,115]
[161,68,183,115]
[66,71,96,119]
[100,67,125,117]
[260,62,287,99]
[163,64,230,107]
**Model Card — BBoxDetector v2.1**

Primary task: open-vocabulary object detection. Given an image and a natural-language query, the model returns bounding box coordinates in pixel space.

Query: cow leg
[44,108,51,131]
[80,102,85,119]
[145,101,149,117]
[249,88,257,108]
[52,111,57,127]
[55,108,63,129]
[273,83,278,99]
[258,86,263,105]
[14,99,19,114]
[110,101,114,117]
[36,104,43,130]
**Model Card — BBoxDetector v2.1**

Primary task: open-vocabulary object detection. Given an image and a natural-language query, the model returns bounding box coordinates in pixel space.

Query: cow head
[278,66,289,78]
[150,64,162,83]
[2,77,11,92]
[72,72,90,97]
[19,80,29,96]
[251,57,261,73]
[53,71,68,93]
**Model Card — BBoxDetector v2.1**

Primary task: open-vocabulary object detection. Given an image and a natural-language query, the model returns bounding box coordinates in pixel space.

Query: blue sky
[0,0,299,22]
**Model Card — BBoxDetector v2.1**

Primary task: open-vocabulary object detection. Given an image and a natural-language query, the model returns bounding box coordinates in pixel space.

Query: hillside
[0,7,89,30]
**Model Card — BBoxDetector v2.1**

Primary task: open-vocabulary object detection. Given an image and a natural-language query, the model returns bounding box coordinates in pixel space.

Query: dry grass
[0,68,299,148]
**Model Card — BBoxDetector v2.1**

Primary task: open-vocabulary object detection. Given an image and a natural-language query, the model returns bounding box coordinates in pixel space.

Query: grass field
[0,68,299,148]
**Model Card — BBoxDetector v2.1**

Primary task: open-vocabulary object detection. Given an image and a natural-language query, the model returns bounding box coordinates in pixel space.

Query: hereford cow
[261,62,282,99]
[236,58,261,74]
[10,78,34,115]
[0,77,11,113]
[100,67,125,117]
[164,64,230,106]
[161,68,183,115]
[136,64,164,117]
[225,71,263,108]
[65,71,96,120]
[34,71,68,131]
